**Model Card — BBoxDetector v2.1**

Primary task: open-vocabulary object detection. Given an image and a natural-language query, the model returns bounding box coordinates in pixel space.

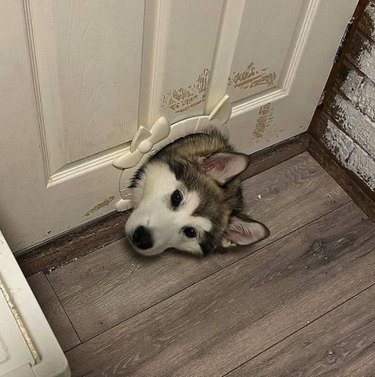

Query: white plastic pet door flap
[112,95,232,212]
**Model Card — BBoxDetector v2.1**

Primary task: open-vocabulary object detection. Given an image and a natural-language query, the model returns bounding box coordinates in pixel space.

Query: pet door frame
[113,95,232,212]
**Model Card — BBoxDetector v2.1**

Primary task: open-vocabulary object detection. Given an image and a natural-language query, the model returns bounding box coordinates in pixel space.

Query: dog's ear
[200,153,250,184]
[221,215,269,248]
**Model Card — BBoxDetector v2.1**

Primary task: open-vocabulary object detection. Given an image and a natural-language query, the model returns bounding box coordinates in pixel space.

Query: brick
[351,77,375,120]
[335,59,364,92]
[337,60,375,121]
[317,2,375,193]
[348,144,375,190]
[347,31,375,82]
[323,119,354,162]
[359,0,375,40]
[323,120,375,191]
[326,91,375,156]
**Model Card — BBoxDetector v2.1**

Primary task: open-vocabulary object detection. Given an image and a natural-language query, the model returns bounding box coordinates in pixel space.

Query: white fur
[126,162,212,255]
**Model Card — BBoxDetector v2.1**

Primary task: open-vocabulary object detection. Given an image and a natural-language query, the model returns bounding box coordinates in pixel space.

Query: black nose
[132,226,153,250]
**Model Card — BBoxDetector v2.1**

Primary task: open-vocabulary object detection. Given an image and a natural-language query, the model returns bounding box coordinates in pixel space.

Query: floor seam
[44,273,83,344]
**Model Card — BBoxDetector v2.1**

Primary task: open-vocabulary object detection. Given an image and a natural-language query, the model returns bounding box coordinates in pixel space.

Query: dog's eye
[183,227,197,238]
[171,190,183,207]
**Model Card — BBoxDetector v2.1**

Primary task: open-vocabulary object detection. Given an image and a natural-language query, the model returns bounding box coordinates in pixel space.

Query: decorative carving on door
[228,63,276,91]
[162,68,210,113]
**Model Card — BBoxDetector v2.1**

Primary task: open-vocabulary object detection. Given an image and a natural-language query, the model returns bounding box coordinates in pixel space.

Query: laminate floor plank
[47,153,350,341]
[226,285,375,377]
[28,272,81,352]
[65,201,375,376]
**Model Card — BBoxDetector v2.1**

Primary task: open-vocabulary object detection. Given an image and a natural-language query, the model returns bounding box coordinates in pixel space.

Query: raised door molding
[22,0,144,185]
[138,0,225,128]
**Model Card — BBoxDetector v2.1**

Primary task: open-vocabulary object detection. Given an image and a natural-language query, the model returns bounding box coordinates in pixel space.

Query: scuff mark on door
[85,196,115,217]
[253,103,274,139]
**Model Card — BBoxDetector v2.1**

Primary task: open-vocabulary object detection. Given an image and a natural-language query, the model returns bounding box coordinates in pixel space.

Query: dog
[125,130,269,256]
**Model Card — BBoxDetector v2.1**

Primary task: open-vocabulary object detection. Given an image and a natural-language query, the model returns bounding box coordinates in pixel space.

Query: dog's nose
[132,226,153,250]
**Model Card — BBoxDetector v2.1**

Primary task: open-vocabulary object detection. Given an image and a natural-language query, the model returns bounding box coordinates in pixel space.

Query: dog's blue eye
[183,227,197,238]
[171,190,183,207]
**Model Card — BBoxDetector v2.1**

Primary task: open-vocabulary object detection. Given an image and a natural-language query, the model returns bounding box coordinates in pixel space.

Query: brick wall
[316,0,375,191]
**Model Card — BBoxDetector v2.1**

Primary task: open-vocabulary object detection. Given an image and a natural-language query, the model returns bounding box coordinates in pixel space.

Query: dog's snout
[132,226,153,250]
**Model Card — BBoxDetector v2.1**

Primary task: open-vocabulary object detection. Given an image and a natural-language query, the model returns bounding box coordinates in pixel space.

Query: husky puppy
[126,130,269,256]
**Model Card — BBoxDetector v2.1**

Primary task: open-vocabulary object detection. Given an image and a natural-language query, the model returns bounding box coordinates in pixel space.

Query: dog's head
[125,150,269,256]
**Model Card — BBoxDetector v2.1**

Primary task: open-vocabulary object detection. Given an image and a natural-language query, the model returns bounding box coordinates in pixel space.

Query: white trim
[0,232,70,376]
[138,0,172,128]
[280,0,320,94]
[204,0,245,114]
[22,0,61,182]
[232,88,286,118]
[232,0,320,118]
[47,142,131,188]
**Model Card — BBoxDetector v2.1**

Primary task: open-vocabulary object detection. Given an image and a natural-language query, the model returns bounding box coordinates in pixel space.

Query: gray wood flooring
[27,153,375,377]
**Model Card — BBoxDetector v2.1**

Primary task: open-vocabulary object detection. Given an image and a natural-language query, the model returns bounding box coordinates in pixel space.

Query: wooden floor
[27,153,375,377]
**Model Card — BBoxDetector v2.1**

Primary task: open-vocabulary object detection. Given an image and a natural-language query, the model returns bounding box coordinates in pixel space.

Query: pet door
[0,232,70,377]
[113,95,232,212]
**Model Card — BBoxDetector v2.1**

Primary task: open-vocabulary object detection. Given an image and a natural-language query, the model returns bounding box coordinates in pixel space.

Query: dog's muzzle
[131,226,154,250]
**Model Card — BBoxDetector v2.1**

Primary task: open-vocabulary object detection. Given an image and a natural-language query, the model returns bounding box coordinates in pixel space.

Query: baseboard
[239,133,310,181]
[17,131,373,277]
[17,211,130,277]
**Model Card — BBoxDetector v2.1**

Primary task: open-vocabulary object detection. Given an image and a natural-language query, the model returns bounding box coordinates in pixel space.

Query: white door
[0,0,357,252]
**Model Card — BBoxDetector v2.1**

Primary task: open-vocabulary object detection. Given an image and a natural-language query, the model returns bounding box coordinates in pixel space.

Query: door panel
[0,0,357,251]
[228,0,304,103]
[138,0,225,127]
[26,0,144,178]
[229,0,357,154]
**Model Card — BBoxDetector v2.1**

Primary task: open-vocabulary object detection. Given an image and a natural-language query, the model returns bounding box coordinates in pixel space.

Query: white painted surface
[228,0,358,154]
[139,0,224,127]
[26,0,144,171]
[328,92,375,157]
[324,120,375,190]
[0,0,357,251]
[322,0,375,192]
[363,2,375,39]
[204,0,246,113]
[0,232,70,376]
[324,120,354,162]
[348,31,375,82]
[228,0,304,103]
[340,61,375,122]
[0,291,35,376]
